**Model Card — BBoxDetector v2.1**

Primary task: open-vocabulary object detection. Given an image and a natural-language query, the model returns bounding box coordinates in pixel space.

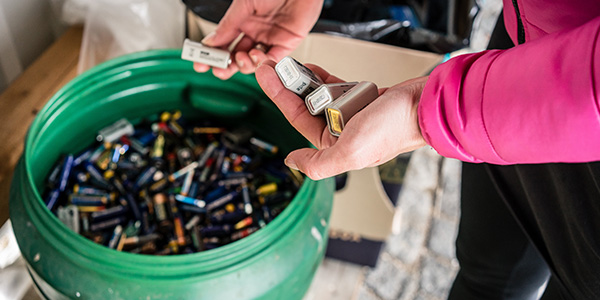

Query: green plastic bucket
[9,50,334,300]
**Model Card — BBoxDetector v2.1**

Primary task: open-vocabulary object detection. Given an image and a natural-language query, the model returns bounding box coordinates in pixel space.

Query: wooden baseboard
[0,26,83,225]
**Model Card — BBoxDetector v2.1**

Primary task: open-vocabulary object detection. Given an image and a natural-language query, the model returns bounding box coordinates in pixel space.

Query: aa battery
[181,38,231,69]
[96,118,134,143]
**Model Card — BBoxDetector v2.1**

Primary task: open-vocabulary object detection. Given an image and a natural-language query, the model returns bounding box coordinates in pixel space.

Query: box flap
[291,33,441,87]
[330,168,395,241]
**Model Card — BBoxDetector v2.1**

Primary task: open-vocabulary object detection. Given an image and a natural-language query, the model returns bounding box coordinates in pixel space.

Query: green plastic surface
[9,50,334,300]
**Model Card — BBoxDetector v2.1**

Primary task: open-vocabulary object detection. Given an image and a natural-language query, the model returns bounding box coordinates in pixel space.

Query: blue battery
[91,205,129,222]
[73,149,93,167]
[45,188,61,211]
[58,155,74,192]
[204,186,227,203]
[175,194,206,208]
[201,225,232,237]
[206,191,239,211]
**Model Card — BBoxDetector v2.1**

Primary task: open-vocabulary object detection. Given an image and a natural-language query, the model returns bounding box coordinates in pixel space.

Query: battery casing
[181,39,231,69]
[97,118,134,143]
[305,82,358,115]
[275,56,324,99]
[325,81,379,137]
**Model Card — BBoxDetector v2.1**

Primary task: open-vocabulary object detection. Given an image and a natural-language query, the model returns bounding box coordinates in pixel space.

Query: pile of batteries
[274,56,379,137]
[43,111,303,255]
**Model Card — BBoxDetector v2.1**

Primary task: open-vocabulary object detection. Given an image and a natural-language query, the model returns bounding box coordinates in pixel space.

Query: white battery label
[276,58,301,87]
[310,91,330,111]
[305,82,358,115]
[181,38,231,69]
[275,56,324,99]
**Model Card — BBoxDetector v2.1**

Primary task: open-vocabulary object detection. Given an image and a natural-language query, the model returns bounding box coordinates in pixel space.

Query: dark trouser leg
[451,161,600,300]
[448,162,551,300]
[489,163,600,300]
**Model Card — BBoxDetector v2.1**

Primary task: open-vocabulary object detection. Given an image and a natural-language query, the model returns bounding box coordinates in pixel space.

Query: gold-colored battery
[325,81,379,137]
[327,109,343,135]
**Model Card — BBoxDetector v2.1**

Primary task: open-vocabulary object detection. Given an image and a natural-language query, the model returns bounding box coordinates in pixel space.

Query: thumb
[201,2,248,47]
[285,147,359,181]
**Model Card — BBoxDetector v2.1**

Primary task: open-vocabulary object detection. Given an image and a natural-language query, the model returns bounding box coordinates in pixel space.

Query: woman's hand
[194,0,324,80]
[256,60,428,180]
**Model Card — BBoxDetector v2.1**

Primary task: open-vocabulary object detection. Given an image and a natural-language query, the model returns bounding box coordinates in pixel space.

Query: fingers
[192,37,240,79]
[304,63,346,84]
[211,63,239,80]
[264,45,295,65]
[235,49,269,74]
[200,1,249,48]
[197,35,272,78]
[193,63,210,73]
[233,36,271,74]
[248,49,269,67]
[284,144,359,181]
[193,62,239,80]
[255,60,331,148]
[190,0,249,79]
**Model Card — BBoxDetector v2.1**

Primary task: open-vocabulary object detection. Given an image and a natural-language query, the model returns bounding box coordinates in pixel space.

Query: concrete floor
[304,148,462,300]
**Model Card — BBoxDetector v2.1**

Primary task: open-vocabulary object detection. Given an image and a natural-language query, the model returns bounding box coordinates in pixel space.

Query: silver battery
[181,38,232,69]
[96,118,134,143]
[325,81,379,137]
[305,82,358,115]
[57,205,80,234]
[275,56,324,99]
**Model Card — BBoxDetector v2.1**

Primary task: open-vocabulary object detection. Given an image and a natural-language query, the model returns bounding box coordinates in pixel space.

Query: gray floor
[304,149,462,300]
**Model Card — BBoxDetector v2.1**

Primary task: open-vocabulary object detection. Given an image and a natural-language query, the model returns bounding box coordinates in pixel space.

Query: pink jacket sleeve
[418,16,600,165]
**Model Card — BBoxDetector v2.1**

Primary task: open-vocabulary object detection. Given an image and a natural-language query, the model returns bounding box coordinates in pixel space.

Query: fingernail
[237,59,244,68]
[250,54,258,65]
[201,32,216,44]
[285,158,299,170]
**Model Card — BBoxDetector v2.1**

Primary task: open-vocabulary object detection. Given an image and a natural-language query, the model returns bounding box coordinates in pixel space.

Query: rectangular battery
[325,81,379,137]
[181,38,231,69]
[275,56,324,99]
[305,82,358,115]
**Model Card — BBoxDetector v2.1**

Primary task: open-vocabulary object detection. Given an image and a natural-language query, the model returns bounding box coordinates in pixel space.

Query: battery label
[276,60,300,87]
[310,90,330,111]
[275,56,324,99]
[181,39,231,69]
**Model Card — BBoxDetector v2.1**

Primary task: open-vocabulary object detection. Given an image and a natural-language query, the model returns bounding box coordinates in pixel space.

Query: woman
[195,1,600,298]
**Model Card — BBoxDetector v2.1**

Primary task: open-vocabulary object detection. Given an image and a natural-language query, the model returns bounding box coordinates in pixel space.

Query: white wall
[0,0,60,93]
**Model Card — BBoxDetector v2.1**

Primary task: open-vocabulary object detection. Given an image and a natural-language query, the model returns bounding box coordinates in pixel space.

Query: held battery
[275,56,324,99]
[181,39,232,69]
[305,82,358,115]
[325,81,379,137]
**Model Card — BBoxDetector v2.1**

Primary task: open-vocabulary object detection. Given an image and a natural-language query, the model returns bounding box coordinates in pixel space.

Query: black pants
[448,14,600,300]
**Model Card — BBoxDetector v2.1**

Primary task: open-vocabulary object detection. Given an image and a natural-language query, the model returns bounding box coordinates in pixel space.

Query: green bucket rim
[21,49,325,280]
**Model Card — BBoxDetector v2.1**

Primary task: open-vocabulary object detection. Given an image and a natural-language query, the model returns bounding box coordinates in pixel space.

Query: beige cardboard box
[188,13,441,265]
